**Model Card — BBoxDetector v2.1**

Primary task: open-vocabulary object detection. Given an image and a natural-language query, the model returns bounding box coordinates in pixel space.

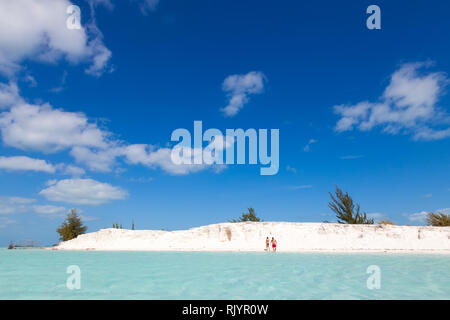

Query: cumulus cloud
[39,178,128,205]
[0,80,227,176]
[221,71,266,117]
[62,165,86,177]
[70,146,120,172]
[334,63,450,140]
[70,138,231,175]
[0,0,112,76]
[0,82,20,109]
[0,156,56,173]
[0,97,109,153]
[0,155,85,176]
[123,145,209,175]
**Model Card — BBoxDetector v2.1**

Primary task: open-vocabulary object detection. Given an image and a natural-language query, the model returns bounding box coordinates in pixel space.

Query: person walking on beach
[271,237,277,252]
[265,237,270,251]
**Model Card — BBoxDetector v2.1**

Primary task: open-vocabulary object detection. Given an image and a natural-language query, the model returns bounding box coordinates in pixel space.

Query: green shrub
[230,208,262,222]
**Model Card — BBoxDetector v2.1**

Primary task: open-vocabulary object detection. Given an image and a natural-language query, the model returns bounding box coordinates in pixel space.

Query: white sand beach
[53,222,450,254]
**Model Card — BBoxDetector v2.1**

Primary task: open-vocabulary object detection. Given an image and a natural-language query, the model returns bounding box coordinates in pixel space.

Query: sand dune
[53,222,450,253]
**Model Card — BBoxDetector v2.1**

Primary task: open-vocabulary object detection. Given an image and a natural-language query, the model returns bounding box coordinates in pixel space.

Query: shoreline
[47,248,450,255]
[52,222,450,254]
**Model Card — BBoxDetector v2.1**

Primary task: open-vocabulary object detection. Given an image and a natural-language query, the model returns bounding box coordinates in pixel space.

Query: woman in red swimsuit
[271,237,277,252]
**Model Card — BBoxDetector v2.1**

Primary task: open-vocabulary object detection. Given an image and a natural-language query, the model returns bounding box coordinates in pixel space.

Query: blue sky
[0,0,449,245]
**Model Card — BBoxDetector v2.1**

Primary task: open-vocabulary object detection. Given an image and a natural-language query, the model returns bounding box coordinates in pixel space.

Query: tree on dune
[426,212,450,226]
[328,185,374,224]
[230,207,262,222]
[56,209,87,241]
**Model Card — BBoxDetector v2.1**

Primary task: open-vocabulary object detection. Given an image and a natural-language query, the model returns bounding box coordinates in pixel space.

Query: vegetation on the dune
[378,219,396,225]
[56,209,87,241]
[426,212,450,226]
[328,186,374,224]
[230,207,262,222]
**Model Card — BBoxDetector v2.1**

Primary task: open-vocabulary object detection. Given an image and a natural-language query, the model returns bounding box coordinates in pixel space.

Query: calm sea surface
[1,248,449,299]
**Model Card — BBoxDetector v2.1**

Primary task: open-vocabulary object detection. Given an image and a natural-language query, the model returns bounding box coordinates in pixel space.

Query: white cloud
[33,205,66,217]
[286,165,297,174]
[0,0,112,77]
[405,208,450,223]
[0,80,227,176]
[0,82,20,109]
[407,211,429,223]
[0,197,36,214]
[221,71,266,117]
[0,155,86,176]
[49,71,68,93]
[0,217,16,228]
[39,178,128,205]
[62,165,86,177]
[303,139,317,152]
[88,0,114,10]
[89,0,160,14]
[413,127,450,141]
[122,144,209,175]
[24,75,37,88]
[138,0,160,15]
[71,141,229,176]
[70,146,120,172]
[84,42,112,77]
[334,63,450,140]
[0,156,56,173]
[0,97,109,153]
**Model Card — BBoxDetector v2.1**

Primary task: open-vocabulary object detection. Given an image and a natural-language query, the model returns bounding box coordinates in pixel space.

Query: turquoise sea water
[1,248,449,299]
